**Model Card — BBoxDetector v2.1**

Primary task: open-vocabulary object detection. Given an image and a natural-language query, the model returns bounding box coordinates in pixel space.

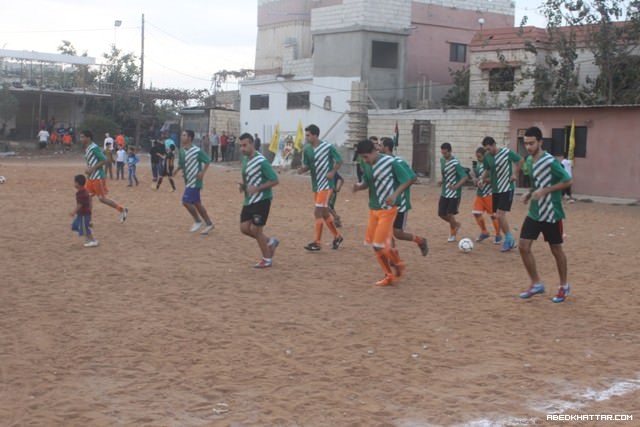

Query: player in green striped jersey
[380,137,428,256]
[481,136,523,252]
[238,133,280,268]
[471,147,502,243]
[352,139,416,286]
[173,130,215,235]
[298,124,343,251]
[438,143,468,242]
[518,127,572,303]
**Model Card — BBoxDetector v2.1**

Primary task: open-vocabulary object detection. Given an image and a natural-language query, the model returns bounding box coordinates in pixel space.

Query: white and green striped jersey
[440,156,466,199]
[474,163,492,197]
[84,142,107,180]
[483,147,521,194]
[303,141,342,192]
[178,145,210,189]
[242,152,278,206]
[526,152,571,223]
[393,156,416,213]
[362,153,414,210]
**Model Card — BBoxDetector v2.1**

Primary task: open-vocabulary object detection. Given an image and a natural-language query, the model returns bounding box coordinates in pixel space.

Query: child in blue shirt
[127,146,140,186]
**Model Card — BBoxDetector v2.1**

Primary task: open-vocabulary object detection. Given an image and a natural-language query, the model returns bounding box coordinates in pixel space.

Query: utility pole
[135,13,144,147]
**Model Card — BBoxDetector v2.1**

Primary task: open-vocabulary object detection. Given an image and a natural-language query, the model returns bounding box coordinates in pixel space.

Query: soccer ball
[458,237,474,253]
[0,176,5,184]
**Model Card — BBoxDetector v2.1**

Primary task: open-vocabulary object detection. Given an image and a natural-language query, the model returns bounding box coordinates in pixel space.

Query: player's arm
[512,158,524,181]
[326,148,343,179]
[71,201,81,216]
[352,181,368,193]
[335,176,344,192]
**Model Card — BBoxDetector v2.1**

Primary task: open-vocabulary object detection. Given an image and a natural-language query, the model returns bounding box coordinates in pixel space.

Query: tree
[442,66,470,107]
[0,83,19,138]
[537,0,640,105]
[57,40,96,89]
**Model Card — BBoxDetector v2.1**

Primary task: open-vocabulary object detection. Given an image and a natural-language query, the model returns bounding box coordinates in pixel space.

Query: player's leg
[194,201,214,233]
[543,220,570,302]
[472,196,490,241]
[92,179,127,220]
[374,208,400,285]
[495,191,515,251]
[518,217,545,298]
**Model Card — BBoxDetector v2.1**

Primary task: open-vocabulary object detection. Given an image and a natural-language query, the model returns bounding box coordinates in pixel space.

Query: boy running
[238,133,280,268]
[352,139,415,286]
[438,143,468,242]
[297,124,344,251]
[518,127,573,303]
[481,136,523,252]
[71,174,98,247]
[380,137,428,256]
[173,130,215,235]
[472,147,501,243]
[80,130,128,222]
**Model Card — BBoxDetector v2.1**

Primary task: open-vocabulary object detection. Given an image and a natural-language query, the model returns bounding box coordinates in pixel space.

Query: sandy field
[0,152,639,427]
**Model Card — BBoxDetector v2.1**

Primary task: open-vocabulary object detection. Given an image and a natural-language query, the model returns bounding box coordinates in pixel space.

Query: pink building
[511,107,640,199]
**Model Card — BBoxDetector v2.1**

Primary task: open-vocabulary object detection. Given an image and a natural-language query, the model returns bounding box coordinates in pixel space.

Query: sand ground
[0,153,639,427]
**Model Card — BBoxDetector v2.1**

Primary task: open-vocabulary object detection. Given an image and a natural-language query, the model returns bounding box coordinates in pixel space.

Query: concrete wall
[368,108,510,178]
[311,0,411,33]
[510,107,640,199]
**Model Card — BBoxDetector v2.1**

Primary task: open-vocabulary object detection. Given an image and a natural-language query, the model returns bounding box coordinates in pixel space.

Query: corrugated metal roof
[0,49,95,65]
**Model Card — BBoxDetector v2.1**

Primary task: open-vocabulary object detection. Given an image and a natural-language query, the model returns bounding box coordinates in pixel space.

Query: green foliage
[79,114,121,141]
[536,0,640,105]
[442,66,470,106]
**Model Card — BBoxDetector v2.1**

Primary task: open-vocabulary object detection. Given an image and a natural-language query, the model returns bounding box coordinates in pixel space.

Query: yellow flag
[568,119,576,166]
[294,120,304,152]
[269,123,280,154]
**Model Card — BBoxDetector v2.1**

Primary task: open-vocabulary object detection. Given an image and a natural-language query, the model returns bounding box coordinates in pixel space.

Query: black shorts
[492,191,514,212]
[520,216,564,244]
[240,199,271,226]
[438,197,460,217]
[394,210,408,230]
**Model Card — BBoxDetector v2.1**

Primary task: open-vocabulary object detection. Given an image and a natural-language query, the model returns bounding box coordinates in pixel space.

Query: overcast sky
[1,0,547,91]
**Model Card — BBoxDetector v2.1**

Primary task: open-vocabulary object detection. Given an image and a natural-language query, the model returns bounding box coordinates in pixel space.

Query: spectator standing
[220,131,228,161]
[210,130,220,162]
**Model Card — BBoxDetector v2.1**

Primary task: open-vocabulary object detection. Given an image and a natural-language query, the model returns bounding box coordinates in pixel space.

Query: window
[489,67,515,92]
[287,91,310,110]
[551,126,588,158]
[449,43,466,63]
[371,41,398,69]
[249,94,269,110]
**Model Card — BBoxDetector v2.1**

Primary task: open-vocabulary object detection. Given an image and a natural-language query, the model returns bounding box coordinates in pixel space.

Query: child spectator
[70,174,98,247]
[127,146,140,186]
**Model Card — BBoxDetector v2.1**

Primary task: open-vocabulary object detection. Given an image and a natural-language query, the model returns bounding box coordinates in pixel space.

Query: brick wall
[367,109,510,178]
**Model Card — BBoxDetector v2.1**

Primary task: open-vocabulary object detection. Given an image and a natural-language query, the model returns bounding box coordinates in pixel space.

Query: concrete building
[241,0,514,146]
[468,26,602,108]
[510,106,640,199]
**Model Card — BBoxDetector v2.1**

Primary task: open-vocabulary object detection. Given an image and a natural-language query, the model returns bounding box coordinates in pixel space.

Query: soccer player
[438,143,468,242]
[380,137,428,256]
[172,130,215,235]
[79,130,128,222]
[352,139,416,286]
[481,136,523,252]
[238,133,280,268]
[518,126,572,303]
[471,147,502,243]
[297,124,344,251]
[70,174,98,247]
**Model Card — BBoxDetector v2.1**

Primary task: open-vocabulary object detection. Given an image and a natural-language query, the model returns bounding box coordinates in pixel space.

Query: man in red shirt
[220,130,228,162]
